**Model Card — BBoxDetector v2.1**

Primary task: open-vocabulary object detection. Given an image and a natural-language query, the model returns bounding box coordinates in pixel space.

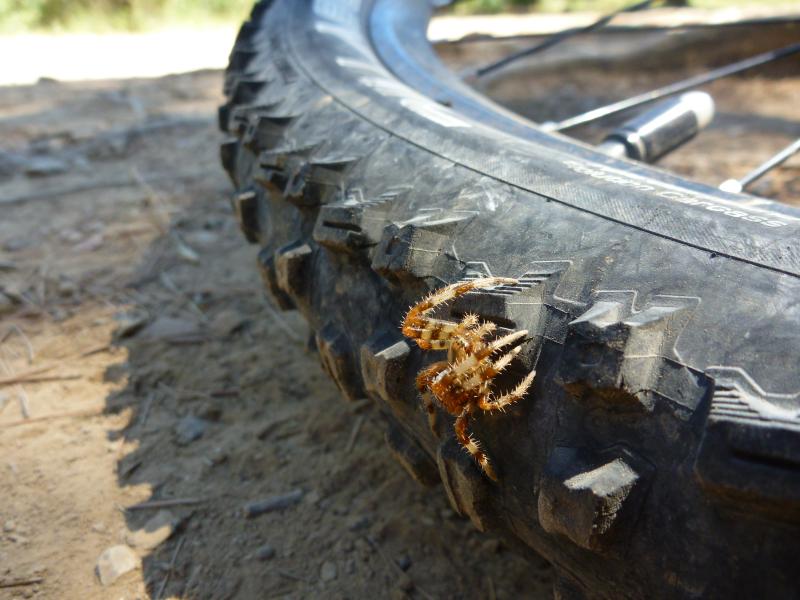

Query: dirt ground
[0,70,552,599]
[1,23,798,600]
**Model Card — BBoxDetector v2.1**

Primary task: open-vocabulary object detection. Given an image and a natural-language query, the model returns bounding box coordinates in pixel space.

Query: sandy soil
[0,71,551,599]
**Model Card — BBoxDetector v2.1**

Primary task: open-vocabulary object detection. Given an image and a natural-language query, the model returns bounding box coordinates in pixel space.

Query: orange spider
[401,277,536,481]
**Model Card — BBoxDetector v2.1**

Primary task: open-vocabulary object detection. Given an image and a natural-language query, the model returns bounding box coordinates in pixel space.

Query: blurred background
[0,0,786,31]
[1,0,793,85]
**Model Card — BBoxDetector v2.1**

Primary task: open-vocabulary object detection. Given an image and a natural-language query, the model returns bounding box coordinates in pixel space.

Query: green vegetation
[0,0,253,33]
[452,0,791,15]
[0,0,792,32]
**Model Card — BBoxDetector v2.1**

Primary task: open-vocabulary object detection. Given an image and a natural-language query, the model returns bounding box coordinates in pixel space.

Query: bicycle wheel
[219,1,800,597]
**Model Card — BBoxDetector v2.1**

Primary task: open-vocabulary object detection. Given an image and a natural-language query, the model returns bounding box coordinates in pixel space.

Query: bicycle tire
[219,1,800,597]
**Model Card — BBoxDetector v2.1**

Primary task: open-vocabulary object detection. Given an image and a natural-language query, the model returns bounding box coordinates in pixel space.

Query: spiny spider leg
[448,329,528,380]
[470,320,497,341]
[453,348,521,396]
[489,344,522,376]
[450,329,529,374]
[415,361,449,434]
[478,370,536,413]
[460,313,480,329]
[402,277,517,350]
[487,329,529,354]
[401,276,535,481]
[455,406,498,481]
[448,318,496,362]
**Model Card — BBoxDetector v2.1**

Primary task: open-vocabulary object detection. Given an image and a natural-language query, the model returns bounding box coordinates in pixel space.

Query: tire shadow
[95,73,553,599]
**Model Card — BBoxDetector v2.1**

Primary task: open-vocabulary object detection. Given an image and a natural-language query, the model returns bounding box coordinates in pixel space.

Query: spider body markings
[401,277,536,481]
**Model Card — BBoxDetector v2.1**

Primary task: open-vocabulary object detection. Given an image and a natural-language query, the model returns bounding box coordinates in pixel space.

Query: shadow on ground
[0,69,550,599]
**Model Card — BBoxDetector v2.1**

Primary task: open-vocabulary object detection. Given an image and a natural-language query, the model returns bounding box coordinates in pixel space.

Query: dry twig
[0,325,34,363]
[80,342,113,358]
[263,300,301,342]
[138,392,155,430]
[0,406,105,429]
[16,386,30,419]
[156,537,185,600]
[126,498,205,511]
[276,569,314,584]
[345,415,366,454]
[0,576,44,589]
[159,273,206,321]
[0,373,82,387]
[0,358,30,419]
[182,565,203,598]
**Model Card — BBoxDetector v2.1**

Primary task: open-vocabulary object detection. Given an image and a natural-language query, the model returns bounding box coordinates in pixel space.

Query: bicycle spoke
[720,138,800,193]
[543,42,800,132]
[465,0,658,80]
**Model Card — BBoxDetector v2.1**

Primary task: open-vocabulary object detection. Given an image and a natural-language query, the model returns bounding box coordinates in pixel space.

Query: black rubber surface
[219,1,800,597]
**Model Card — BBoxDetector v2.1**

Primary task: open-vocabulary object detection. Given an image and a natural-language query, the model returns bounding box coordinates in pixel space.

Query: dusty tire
[219,1,800,598]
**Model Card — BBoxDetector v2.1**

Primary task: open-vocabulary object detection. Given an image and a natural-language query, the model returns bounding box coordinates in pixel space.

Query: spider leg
[402,277,517,348]
[479,370,536,413]
[416,361,449,434]
[451,329,529,378]
[421,390,439,436]
[435,329,529,409]
[486,329,528,355]
[487,344,522,377]
[453,344,521,398]
[405,319,457,351]
[454,407,498,481]
[460,313,480,329]
[449,328,527,378]
[470,320,497,342]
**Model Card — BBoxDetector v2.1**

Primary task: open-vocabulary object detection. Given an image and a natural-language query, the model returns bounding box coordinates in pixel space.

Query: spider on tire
[401,277,536,481]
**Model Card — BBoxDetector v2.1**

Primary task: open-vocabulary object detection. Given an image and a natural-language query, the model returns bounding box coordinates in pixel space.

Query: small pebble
[347,516,370,532]
[344,558,356,575]
[3,520,16,533]
[304,489,321,505]
[184,230,219,247]
[320,560,338,582]
[8,534,29,544]
[114,312,148,338]
[91,522,106,533]
[57,278,78,297]
[3,237,31,252]
[96,545,140,586]
[24,155,68,177]
[174,416,209,446]
[125,510,177,550]
[244,489,304,518]
[255,544,276,561]
[73,232,104,252]
[210,309,247,337]
[139,316,202,342]
[197,402,223,422]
